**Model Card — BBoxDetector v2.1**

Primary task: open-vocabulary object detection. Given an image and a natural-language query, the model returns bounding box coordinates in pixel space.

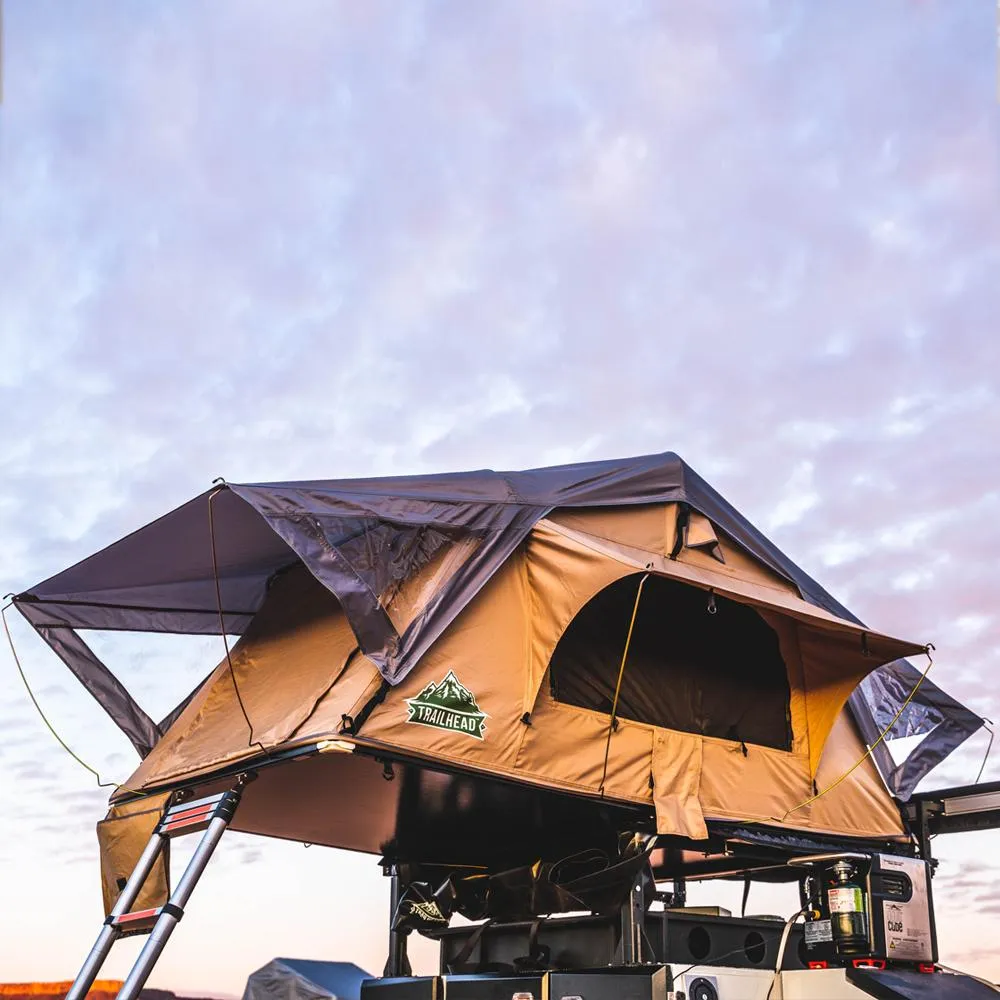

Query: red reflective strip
[917,964,937,974]
[164,804,215,824]
[807,961,829,970]
[116,908,160,924]
[852,958,886,970]
[161,810,215,831]
[160,820,209,835]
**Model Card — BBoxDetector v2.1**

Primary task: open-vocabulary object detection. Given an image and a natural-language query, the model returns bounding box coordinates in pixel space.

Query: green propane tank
[827,859,869,957]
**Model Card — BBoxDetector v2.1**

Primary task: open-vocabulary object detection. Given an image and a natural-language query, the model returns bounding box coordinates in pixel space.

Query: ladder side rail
[115,789,241,1000]
[65,830,168,1000]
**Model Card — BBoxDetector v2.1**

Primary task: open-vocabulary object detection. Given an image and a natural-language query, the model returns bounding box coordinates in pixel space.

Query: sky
[0,0,998,993]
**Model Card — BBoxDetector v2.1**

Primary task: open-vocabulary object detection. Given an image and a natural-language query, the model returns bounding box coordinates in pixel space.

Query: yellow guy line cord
[2,601,138,794]
[777,643,936,822]
[207,485,268,757]
[0,482,270,798]
[598,572,650,794]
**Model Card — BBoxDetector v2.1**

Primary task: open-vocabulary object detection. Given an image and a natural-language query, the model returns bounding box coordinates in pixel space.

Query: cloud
[0,0,998,992]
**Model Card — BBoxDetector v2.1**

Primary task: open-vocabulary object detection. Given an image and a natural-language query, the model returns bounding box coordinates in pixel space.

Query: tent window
[549,574,793,751]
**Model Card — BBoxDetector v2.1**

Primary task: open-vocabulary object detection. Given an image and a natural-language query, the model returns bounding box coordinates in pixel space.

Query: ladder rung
[160,815,212,837]
[158,790,237,837]
[161,804,215,830]
[163,791,226,820]
[112,908,162,934]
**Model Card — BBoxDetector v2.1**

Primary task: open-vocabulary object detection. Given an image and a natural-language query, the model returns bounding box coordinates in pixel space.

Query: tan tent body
[115,505,920,858]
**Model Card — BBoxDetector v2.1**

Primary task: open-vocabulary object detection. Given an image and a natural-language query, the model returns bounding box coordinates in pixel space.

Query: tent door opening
[548,573,793,751]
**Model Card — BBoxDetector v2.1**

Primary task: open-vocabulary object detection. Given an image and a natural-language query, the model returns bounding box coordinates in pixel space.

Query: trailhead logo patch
[405,671,488,740]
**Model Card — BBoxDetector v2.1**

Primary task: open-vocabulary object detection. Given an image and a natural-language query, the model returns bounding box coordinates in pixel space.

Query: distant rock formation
[0,983,216,1000]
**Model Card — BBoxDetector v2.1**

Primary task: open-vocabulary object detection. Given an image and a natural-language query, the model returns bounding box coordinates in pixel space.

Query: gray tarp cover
[13,452,982,798]
[242,959,370,1000]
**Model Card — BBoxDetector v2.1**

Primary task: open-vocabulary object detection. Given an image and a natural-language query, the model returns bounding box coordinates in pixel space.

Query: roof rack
[905,779,1000,861]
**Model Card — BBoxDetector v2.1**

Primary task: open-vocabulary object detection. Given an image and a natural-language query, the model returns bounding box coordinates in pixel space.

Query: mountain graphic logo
[405,671,488,740]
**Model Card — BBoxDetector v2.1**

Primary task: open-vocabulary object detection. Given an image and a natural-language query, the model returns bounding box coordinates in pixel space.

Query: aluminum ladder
[66,775,249,1000]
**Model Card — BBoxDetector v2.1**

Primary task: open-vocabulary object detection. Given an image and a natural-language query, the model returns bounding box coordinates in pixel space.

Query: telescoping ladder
[66,775,250,1000]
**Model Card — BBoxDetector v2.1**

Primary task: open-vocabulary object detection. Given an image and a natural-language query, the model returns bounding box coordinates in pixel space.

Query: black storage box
[363,977,443,1000]
[437,910,807,974]
[444,974,547,1000]
[549,966,671,1000]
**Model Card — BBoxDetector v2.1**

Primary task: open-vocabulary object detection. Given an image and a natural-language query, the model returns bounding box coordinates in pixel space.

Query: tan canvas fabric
[550,505,673,557]
[531,518,924,773]
[697,711,905,839]
[549,506,796,591]
[279,652,383,745]
[358,546,531,770]
[98,791,171,916]
[684,511,724,562]
[126,565,361,789]
[513,690,654,802]
[698,737,812,829]
[795,624,909,776]
[757,610,808,756]
[807,709,906,838]
[383,535,481,633]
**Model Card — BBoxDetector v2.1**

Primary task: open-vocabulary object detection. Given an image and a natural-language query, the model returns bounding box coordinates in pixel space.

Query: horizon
[1,0,998,994]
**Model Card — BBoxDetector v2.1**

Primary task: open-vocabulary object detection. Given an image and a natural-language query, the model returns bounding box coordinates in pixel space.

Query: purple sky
[1,1,998,993]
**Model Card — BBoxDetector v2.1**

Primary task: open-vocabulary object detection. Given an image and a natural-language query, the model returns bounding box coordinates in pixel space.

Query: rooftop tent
[14,453,980,798]
[13,454,983,871]
[242,960,370,1000]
